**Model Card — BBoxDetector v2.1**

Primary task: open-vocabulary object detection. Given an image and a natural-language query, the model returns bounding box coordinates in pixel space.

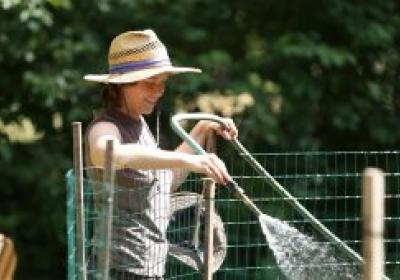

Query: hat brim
[84,65,201,84]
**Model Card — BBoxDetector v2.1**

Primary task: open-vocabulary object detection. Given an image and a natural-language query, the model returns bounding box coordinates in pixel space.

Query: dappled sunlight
[0,118,43,143]
[175,91,254,117]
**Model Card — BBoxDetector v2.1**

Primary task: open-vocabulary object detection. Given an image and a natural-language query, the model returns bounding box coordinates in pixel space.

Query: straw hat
[84,29,201,84]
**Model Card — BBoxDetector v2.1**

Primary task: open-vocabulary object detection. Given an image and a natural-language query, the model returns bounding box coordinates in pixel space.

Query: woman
[84,29,237,279]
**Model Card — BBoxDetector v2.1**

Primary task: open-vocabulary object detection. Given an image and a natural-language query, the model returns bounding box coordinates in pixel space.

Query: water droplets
[259,214,361,280]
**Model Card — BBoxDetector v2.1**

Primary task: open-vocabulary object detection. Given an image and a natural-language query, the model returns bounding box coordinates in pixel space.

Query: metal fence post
[362,168,385,280]
[72,122,87,280]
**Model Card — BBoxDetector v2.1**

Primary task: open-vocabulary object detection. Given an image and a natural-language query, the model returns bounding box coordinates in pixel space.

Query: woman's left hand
[204,118,238,140]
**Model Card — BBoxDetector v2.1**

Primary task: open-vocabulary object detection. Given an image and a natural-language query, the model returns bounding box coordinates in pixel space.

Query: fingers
[209,154,231,184]
[208,118,238,140]
[187,153,231,185]
[205,164,225,185]
[224,118,238,139]
[202,154,231,185]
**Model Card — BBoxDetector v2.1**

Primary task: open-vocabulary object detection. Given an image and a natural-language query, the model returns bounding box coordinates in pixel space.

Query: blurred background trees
[0,0,399,278]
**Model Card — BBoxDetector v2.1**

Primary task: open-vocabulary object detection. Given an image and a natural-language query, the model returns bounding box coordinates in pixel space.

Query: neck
[118,106,141,120]
[119,90,141,120]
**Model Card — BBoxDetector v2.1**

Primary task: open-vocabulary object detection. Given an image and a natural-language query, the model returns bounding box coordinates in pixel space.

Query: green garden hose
[171,113,389,280]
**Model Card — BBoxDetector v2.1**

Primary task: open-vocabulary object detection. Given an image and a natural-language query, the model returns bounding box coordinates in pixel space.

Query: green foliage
[0,0,399,278]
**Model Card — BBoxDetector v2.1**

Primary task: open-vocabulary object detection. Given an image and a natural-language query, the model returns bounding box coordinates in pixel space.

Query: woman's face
[120,73,169,118]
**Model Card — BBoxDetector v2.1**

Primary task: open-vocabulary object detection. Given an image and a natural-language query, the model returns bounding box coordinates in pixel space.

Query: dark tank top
[85,109,172,276]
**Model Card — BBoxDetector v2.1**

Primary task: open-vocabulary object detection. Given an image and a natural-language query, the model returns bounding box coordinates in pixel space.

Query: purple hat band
[109,58,172,74]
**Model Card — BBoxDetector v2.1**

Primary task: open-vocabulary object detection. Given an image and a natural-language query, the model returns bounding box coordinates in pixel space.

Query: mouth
[144,98,157,106]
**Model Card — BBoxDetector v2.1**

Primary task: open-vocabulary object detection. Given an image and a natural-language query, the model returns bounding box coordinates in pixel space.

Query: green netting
[66,169,95,279]
[66,168,207,280]
[66,169,76,280]
[66,151,400,279]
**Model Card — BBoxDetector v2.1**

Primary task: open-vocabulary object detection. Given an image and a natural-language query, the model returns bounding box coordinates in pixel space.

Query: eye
[148,80,165,87]
[126,82,137,87]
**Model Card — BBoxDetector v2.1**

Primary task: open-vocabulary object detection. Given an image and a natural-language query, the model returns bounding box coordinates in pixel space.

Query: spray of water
[259,214,361,280]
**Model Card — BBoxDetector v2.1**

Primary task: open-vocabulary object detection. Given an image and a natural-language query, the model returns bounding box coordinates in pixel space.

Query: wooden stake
[193,130,217,249]
[362,168,385,280]
[72,122,87,280]
[203,178,216,280]
[206,129,216,154]
[98,140,115,280]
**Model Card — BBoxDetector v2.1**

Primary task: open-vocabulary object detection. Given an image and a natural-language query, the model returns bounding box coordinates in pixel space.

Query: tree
[0,0,399,278]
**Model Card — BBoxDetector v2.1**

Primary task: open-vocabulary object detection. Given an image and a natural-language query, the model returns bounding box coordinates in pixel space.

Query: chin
[143,108,155,115]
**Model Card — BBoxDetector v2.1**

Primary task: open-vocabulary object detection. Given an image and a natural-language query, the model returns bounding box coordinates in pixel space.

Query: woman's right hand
[183,153,231,186]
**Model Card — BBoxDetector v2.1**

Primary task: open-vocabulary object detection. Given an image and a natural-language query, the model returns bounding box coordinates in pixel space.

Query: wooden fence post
[97,140,115,280]
[192,129,216,247]
[72,122,87,280]
[362,168,385,280]
[203,178,216,280]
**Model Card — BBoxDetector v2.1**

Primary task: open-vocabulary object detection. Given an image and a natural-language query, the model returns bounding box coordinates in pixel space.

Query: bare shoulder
[88,121,122,143]
[87,121,122,166]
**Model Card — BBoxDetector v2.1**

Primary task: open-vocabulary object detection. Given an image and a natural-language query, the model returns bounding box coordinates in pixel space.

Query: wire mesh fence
[66,150,400,279]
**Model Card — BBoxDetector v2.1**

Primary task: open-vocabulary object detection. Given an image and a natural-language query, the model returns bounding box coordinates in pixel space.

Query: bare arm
[171,121,209,190]
[88,121,231,185]
[174,119,238,154]
[171,119,238,190]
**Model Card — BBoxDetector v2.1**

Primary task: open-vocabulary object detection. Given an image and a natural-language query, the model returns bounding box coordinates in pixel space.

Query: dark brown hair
[102,84,122,109]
